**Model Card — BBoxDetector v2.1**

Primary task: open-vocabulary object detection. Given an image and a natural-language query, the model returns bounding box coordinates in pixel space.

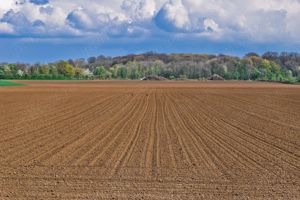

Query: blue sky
[0,0,300,63]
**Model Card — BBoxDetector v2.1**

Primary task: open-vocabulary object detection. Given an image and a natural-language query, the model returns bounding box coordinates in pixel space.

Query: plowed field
[0,81,299,199]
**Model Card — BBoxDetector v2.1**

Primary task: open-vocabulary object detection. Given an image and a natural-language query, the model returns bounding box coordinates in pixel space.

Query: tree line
[0,52,299,83]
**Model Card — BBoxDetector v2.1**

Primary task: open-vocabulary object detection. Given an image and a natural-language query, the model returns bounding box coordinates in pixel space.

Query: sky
[0,0,300,63]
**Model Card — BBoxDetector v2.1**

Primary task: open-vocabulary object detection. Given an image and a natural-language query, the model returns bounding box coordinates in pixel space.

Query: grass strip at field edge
[0,80,27,86]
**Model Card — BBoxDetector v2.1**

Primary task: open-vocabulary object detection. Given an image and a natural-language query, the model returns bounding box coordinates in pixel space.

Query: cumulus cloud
[121,0,156,21]
[67,7,94,30]
[66,6,134,38]
[39,5,54,15]
[0,0,299,43]
[185,0,300,41]
[155,0,190,32]
[203,19,220,33]
[154,0,220,34]
[1,10,30,27]
[0,0,17,17]
[0,22,14,34]
[0,0,15,10]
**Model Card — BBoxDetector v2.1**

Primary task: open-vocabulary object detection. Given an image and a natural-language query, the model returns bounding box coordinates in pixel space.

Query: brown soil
[0,80,299,199]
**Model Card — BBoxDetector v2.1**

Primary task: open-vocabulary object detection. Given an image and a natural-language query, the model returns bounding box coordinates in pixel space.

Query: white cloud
[180,0,300,42]
[67,7,94,30]
[122,0,156,21]
[0,0,16,17]
[203,19,220,33]
[0,0,16,9]
[0,0,299,43]
[154,0,220,36]
[0,22,14,34]
[155,0,190,32]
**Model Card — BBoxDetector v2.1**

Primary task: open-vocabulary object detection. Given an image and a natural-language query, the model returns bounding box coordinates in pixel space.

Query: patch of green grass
[0,80,26,86]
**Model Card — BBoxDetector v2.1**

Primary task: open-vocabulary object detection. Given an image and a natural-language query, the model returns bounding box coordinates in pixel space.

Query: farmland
[0,81,299,199]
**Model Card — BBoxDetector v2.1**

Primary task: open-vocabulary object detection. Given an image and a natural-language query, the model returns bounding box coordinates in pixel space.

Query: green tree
[235,62,249,80]
[82,69,94,79]
[105,71,112,79]
[250,68,261,80]
[200,68,211,79]
[127,61,141,79]
[211,64,225,77]
[56,61,75,78]
[94,66,107,79]
[75,68,84,79]
[109,66,118,79]
[3,65,13,79]
[117,66,127,79]
[39,65,50,75]
[147,60,163,76]
[259,59,271,80]
[49,66,58,78]
[0,67,5,79]
[16,70,24,79]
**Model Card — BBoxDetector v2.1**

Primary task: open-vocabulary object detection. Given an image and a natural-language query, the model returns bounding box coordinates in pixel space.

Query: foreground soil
[0,81,299,199]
